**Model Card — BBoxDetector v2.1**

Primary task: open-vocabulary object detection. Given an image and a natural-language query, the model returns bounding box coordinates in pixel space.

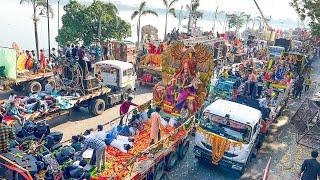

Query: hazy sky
[0,0,298,50]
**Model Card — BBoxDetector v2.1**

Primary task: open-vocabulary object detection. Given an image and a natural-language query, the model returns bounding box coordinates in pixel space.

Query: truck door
[101,66,118,87]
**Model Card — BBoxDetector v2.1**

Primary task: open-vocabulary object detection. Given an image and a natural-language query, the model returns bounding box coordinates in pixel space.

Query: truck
[91,41,214,179]
[268,46,285,58]
[0,42,214,180]
[0,60,136,124]
[0,47,55,93]
[194,99,264,175]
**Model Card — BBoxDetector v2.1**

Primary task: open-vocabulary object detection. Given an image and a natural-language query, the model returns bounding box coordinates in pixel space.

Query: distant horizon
[0,0,301,50]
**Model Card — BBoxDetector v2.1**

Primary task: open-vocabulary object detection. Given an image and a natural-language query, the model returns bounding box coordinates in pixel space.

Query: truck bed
[1,87,111,123]
[92,115,194,179]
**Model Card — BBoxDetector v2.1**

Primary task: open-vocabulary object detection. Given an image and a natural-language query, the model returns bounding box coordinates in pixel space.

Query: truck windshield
[268,47,284,56]
[199,112,252,144]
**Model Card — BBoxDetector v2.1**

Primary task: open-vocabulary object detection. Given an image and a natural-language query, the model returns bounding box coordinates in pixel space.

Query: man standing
[78,46,88,78]
[72,45,78,59]
[0,115,15,153]
[150,107,165,145]
[44,80,53,95]
[79,135,106,174]
[299,151,320,180]
[39,49,46,72]
[119,97,138,125]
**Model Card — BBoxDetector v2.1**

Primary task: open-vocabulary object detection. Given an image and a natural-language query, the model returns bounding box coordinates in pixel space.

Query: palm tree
[244,14,252,30]
[212,7,224,34]
[177,5,184,29]
[162,0,178,39]
[186,1,202,33]
[20,0,53,60]
[131,1,158,47]
[228,12,246,35]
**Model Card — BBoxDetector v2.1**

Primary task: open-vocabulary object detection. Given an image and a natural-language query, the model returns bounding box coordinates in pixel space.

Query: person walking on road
[79,134,106,174]
[299,150,320,180]
[304,75,312,93]
[119,96,138,125]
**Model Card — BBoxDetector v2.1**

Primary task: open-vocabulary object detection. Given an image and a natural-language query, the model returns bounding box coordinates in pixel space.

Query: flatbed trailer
[0,71,55,93]
[86,101,195,180]
[1,87,113,125]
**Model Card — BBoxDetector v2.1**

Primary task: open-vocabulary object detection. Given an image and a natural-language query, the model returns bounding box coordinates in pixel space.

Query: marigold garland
[197,126,243,165]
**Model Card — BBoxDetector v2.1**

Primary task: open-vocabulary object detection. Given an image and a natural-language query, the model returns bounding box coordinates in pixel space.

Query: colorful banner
[0,47,17,79]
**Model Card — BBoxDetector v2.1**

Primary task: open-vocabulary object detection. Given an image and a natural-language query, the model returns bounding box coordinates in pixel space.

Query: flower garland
[197,126,243,165]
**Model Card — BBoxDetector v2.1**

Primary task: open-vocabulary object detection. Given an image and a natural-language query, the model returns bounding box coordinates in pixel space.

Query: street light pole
[57,0,60,51]
[47,0,51,59]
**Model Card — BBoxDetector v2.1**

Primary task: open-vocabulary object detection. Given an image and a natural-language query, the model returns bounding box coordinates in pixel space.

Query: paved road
[50,86,153,142]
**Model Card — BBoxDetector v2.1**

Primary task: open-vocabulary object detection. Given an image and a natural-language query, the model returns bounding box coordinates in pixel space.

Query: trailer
[0,47,55,93]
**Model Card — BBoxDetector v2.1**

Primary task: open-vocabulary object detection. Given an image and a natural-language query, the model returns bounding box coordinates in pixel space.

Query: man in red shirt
[119,96,138,125]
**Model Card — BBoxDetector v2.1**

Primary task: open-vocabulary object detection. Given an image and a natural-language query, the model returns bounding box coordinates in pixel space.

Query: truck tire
[165,152,178,171]
[27,81,42,94]
[154,160,165,180]
[178,140,190,159]
[90,99,105,116]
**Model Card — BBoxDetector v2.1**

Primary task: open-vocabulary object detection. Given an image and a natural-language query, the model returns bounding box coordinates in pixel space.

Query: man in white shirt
[8,93,16,103]
[44,80,53,95]
[96,125,106,141]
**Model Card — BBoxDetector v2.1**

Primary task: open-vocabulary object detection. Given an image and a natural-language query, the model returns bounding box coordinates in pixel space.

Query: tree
[244,14,252,30]
[228,12,246,35]
[20,0,53,60]
[212,7,224,34]
[162,0,178,39]
[131,1,158,47]
[56,0,131,47]
[290,0,320,36]
[186,1,203,33]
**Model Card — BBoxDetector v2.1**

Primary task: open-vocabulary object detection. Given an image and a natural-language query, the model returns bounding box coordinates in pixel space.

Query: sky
[0,0,298,50]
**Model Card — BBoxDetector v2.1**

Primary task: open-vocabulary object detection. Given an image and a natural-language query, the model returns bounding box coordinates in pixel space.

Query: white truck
[94,60,136,105]
[194,99,263,175]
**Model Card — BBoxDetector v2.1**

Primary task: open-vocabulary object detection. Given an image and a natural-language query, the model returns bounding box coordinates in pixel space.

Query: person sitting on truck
[79,135,106,174]
[8,93,16,103]
[6,102,25,125]
[44,80,53,95]
[119,97,138,125]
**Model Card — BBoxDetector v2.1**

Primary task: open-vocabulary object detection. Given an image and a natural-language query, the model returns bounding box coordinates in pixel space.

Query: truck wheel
[165,152,178,171]
[27,81,42,94]
[178,140,189,159]
[90,99,105,116]
[154,160,165,180]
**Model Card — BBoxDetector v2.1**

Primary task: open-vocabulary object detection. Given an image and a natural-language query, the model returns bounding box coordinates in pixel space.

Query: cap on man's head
[128,96,133,101]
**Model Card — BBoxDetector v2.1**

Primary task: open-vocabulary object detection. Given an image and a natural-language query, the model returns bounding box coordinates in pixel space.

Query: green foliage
[290,0,320,36]
[228,12,246,32]
[56,0,131,46]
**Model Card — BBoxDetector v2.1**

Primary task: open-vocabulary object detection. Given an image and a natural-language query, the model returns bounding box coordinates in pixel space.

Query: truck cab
[94,60,136,92]
[194,99,262,174]
[268,46,285,58]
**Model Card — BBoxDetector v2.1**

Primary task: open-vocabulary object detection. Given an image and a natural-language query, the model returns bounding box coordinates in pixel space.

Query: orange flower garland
[197,126,242,165]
